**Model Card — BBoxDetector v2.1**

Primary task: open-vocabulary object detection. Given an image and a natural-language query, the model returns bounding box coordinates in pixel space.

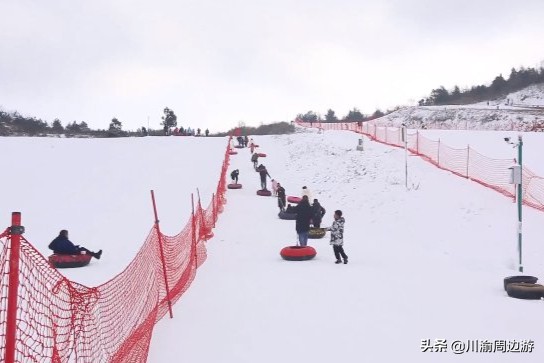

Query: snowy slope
[147,128,544,363]
[0,136,227,286]
[2,129,544,362]
[375,83,544,131]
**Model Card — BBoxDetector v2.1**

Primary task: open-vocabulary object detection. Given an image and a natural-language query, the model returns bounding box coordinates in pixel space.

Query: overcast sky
[1,0,544,132]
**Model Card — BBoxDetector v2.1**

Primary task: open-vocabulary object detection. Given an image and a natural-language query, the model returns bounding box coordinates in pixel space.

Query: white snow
[374,83,544,131]
[2,128,544,362]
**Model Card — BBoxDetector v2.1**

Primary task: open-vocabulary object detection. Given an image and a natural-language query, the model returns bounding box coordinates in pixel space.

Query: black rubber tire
[278,211,297,220]
[503,276,538,291]
[280,246,317,261]
[506,283,544,300]
[308,228,326,239]
[256,189,272,196]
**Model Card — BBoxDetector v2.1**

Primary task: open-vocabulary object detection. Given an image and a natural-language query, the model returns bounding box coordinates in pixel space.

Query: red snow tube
[280,246,317,261]
[228,151,238,155]
[49,254,92,268]
[257,153,267,157]
[256,189,272,196]
[287,196,301,204]
[254,144,260,147]
[228,183,243,189]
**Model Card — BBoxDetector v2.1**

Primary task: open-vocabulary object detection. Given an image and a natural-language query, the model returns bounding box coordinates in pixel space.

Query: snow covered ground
[2,127,544,362]
[374,83,544,131]
[417,129,544,176]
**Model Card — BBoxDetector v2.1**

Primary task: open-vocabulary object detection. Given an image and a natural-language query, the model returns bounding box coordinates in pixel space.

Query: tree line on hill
[0,106,295,137]
[0,107,195,137]
[295,107,396,124]
[0,110,139,137]
[419,66,544,106]
[214,121,295,137]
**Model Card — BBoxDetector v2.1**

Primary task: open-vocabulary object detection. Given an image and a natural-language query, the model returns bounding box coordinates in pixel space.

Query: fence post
[150,191,174,319]
[191,194,198,261]
[197,189,212,240]
[437,139,441,165]
[385,127,388,143]
[5,212,24,363]
[416,131,420,154]
[212,192,216,227]
[466,145,470,178]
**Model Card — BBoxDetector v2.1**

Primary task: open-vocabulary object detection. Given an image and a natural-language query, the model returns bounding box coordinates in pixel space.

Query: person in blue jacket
[49,230,102,259]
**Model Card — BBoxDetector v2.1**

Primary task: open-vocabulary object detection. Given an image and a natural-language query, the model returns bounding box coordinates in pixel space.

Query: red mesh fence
[300,120,544,211]
[0,137,233,363]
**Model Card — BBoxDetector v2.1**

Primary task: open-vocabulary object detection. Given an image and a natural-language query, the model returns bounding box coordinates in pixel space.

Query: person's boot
[335,260,342,264]
[343,257,348,264]
[93,250,103,260]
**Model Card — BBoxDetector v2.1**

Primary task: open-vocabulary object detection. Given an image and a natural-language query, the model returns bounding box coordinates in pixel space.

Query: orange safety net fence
[298,120,544,212]
[0,137,232,363]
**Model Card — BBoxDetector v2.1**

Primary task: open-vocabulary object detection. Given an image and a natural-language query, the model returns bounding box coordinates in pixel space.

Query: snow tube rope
[49,254,92,268]
[280,246,317,261]
[228,183,242,189]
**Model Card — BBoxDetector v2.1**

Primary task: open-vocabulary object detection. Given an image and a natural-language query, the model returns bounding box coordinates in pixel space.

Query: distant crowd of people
[139,127,210,137]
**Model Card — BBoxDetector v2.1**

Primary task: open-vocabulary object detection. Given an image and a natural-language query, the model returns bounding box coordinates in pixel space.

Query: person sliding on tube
[49,230,102,259]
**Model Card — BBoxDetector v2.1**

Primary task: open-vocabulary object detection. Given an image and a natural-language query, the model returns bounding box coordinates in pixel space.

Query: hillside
[373,83,544,131]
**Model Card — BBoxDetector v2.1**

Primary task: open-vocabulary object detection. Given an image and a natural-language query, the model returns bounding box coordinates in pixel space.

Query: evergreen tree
[51,119,64,133]
[371,109,385,119]
[324,109,338,123]
[344,108,364,122]
[161,107,177,133]
[109,118,122,131]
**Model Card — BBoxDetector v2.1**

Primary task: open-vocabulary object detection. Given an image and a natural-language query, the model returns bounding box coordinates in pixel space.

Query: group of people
[172,127,209,136]
[236,136,250,147]
[287,191,347,264]
[230,139,349,264]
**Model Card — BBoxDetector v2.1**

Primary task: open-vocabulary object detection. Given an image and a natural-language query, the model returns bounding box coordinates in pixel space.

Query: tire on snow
[278,211,297,220]
[228,183,242,189]
[256,189,272,196]
[506,283,544,300]
[280,246,317,261]
[503,276,538,291]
